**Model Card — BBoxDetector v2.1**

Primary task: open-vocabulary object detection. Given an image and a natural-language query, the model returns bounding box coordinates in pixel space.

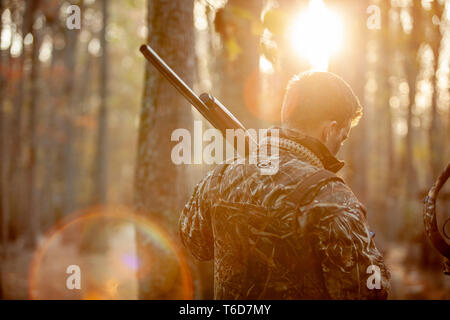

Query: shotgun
[140,44,282,175]
[139,44,246,137]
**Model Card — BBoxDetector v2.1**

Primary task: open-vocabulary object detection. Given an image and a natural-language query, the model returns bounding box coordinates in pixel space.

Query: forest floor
[1,222,139,300]
[383,242,450,299]
[1,239,449,300]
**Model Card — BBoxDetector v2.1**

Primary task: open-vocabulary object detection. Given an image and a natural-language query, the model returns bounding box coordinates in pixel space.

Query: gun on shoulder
[139,44,248,151]
[140,44,281,175]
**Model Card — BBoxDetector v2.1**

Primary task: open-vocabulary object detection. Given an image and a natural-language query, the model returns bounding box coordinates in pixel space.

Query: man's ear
[322,121,338,142]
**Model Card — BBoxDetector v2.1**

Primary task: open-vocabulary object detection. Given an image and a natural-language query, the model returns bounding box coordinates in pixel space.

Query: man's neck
[282,125,324,145]
[276,126,344,173]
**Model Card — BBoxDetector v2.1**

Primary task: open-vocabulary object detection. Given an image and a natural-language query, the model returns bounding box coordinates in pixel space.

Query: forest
[0,0,449,299]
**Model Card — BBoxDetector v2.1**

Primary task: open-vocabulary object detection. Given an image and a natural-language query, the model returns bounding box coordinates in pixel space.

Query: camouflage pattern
[179,127,390,299]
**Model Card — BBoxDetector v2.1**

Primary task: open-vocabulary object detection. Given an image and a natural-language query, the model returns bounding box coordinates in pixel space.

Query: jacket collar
[270,126,345,173]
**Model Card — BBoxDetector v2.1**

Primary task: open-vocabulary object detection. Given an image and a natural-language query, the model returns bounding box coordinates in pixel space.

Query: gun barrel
[139,44,212,123]
[199,93,246,132]
[140,44,250,158]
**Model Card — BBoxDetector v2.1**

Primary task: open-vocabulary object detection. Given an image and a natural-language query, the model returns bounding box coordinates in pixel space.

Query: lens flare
[28,206,193,300]
[288,0,343,71]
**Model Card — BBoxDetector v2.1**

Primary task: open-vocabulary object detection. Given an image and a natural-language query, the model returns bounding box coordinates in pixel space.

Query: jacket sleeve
[305,181,391,299]
[178,171,215,261]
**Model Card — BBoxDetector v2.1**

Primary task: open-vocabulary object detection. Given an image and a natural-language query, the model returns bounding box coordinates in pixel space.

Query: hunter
[179,71,391,299]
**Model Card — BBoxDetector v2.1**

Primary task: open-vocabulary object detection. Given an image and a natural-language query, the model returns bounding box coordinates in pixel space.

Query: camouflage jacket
[179,127,390,299]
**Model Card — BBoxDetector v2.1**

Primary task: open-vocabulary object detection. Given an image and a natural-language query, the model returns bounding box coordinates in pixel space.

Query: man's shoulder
[301,176,367,224]
[274,157,346,194]
[215,155,346,193]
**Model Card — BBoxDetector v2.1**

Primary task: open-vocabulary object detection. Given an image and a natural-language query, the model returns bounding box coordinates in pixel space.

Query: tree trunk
[41,19,65,230]
[62,6,81,217]
[380,0,394,188]
[79,0,109,255]
[404,0,421,204]
[402,0,422,237]
[134,0,195,299]
[429,70,440,180]
[428,1,444,182]
[94,0,109,205]
[0,0,5,246]
[25,0,41,248]
[376,0,395,238]
[329,0,369,204]
[8,0,34,241]
[214,0,263,129]
[0,0,5,299]
[349,0,369,205]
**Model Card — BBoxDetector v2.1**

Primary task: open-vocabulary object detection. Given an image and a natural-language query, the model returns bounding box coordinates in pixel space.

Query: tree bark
[428,1,445,181]
[24,0,41,248]
[0,0,5,299]
[134,0,195,299]
[94,0,109,205]
[214,0,263,129]
[380,0,395,190]
[404,1,421,199]
[62,3,81,217]
[8,0,33,241]
[400,0,422,238]
[41,17,65,230]
[0,0,6,247]
[375,0,395,237]
[329,0,369,204]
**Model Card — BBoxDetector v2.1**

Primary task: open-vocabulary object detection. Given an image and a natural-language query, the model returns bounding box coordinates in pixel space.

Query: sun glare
[289,0,343,71]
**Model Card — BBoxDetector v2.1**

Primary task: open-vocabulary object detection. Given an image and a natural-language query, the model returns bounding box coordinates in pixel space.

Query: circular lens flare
[28,206,193,300]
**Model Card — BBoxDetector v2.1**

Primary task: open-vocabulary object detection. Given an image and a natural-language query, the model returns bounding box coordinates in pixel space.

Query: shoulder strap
[286,169,344,205]
[210,165,344,206]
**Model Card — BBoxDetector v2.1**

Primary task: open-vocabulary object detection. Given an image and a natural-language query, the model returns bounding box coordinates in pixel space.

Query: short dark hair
[281,71,363,130]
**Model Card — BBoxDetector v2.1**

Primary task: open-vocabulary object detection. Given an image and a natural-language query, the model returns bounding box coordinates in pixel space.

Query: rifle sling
[286,169,344,205]
[211,164,344,207]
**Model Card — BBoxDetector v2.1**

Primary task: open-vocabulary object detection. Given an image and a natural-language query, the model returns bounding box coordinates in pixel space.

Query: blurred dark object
[423,163,450,275]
